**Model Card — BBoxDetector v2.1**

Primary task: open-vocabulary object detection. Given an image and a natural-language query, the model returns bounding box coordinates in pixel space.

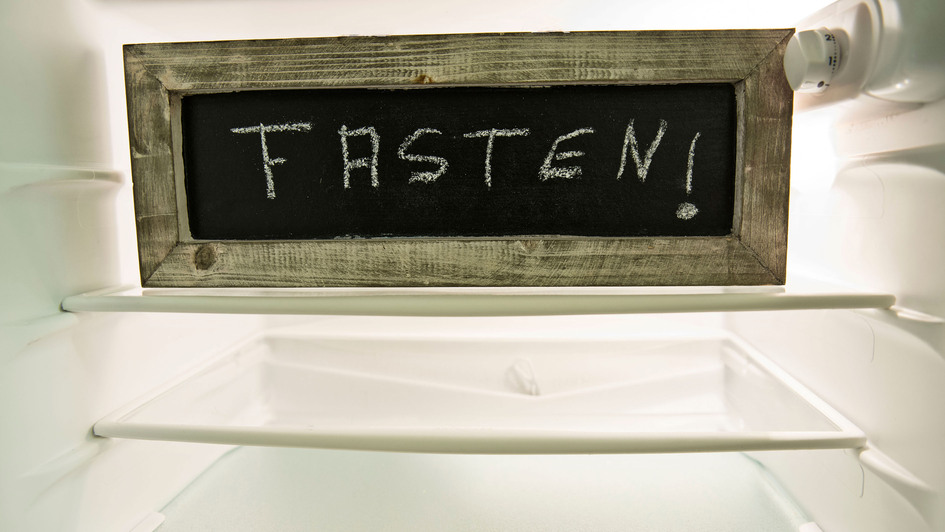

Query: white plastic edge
[62,284,896,317]
[857,447,942,526]
[723,337,867,439]
[126,513,165,532]
[92,421,867,455]
[90,333,868,455]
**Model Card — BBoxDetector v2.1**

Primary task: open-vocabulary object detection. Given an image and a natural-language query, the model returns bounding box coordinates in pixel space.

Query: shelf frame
[63,283,895,317]
[89,330,867,455]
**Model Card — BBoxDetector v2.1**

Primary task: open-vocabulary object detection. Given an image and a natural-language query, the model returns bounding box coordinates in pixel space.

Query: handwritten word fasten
[181,84,737,240]
[234,120,702,221]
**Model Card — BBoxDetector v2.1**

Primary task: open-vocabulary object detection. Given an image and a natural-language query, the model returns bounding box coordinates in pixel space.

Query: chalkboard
[180,84,736,240]
[125,31,793,287]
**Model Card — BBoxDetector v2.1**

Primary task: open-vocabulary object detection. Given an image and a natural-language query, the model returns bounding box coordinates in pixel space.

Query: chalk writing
[462,128,530,188]
[685,132,701,194]
[539,127,596,181]
[676,202,698,220]
[230,121,312,199]
[339,125,380,188]
[227,120,714,224]
[397,128,448,184]
[676,131,702,220]
[227,121,715,214]
[185,84,738,241]
[617,119,668,182]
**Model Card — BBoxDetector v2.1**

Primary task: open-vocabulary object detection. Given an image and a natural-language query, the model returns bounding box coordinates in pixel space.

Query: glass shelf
[93,325,866,455]
[63,277,895,317]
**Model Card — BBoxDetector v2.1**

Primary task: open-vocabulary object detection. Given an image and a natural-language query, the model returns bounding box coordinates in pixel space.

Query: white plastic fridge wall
[7,1,940,532]
[728,114,945,529]
[727,2,945,531]
[155,448,815,532]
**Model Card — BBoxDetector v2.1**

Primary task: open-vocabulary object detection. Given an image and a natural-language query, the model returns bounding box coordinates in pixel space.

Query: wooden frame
[125,30,793,287]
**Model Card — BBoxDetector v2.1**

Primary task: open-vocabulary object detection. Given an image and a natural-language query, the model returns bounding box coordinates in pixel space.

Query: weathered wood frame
[125,30,793,287]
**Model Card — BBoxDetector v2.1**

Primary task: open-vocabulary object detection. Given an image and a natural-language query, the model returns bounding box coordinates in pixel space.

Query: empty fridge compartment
[93,320,865,454]
[156,448,821,532]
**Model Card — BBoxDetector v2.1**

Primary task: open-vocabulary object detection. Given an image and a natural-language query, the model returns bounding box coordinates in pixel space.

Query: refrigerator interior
[2,0,943,531]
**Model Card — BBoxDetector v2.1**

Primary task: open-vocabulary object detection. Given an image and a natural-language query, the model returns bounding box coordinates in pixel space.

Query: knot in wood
[412,73,435,84]
[194,244,218,271]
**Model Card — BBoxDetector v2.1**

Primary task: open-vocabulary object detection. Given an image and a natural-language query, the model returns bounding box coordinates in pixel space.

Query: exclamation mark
[676,132,701,220]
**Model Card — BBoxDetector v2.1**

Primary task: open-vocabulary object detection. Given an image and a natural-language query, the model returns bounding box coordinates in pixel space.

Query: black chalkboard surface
[181,84,737,240]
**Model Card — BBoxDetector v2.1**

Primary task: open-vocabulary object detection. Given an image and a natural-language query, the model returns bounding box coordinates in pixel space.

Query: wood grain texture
[735,30,794,284]
[125,30,793,287]
[125,31,786,91]
[125,55,179,282]
[147,238,778,287]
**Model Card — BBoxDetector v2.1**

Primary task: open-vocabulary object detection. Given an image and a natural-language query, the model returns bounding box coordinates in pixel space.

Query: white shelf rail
[62,282,895,317]
[89,330,868,455]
